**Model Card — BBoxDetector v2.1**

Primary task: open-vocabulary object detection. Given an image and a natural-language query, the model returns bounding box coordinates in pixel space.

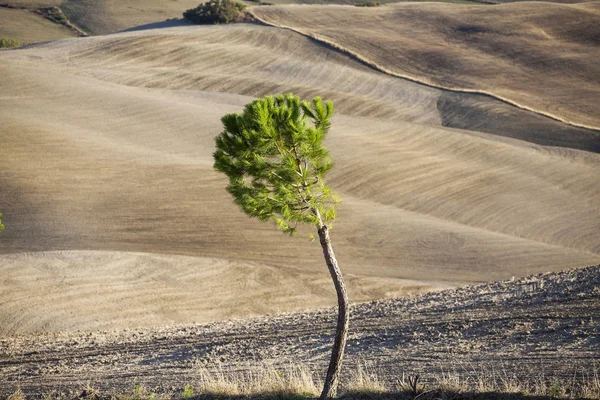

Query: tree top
[213,93,339,234]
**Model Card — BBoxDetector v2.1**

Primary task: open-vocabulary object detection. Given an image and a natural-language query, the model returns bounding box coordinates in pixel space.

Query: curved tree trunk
[317,223,350,400]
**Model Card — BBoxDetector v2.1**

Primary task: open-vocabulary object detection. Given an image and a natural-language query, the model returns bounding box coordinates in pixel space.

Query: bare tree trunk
[317,222,350,400]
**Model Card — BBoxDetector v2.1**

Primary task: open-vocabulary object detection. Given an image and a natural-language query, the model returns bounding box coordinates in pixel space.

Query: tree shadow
[121,19,192,33]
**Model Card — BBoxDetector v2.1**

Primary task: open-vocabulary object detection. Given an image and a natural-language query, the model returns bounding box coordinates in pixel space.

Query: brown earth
[0,7,76,44]
[1,265,598,398]
[0,0,201,36]
[0,251,450,335]
[250,1,600,129]
[0,19,599,334]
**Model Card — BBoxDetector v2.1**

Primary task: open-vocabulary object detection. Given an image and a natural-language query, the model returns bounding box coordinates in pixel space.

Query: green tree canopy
[0,213,4,232]
[214,93,339,233]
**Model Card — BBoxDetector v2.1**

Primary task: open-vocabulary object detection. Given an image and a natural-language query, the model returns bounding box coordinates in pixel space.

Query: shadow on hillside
[121,19,192,33]
[437,91,600,154]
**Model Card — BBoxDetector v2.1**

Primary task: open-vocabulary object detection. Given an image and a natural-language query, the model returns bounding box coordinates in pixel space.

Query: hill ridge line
[248,12,600,133]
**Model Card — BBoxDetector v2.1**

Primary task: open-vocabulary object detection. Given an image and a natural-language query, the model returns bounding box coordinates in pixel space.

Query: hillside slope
[1,265,598,397]
[0,7,76,44]
[1,0,199,35]
[251,1,600,129]
[1,24,599,333]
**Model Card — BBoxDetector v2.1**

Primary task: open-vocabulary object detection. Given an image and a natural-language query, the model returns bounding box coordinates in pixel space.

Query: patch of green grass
[183,384,195,399]
[0,38,21,48]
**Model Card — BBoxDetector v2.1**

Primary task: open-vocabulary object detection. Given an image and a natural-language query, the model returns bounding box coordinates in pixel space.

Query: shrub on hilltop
[183,0,247,24]
[0,38,21,49]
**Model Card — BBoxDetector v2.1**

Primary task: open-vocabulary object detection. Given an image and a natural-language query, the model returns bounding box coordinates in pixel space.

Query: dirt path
[2,265,598,398]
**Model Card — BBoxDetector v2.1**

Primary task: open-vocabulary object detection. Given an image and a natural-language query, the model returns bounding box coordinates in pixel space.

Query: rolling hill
[1,13,598,334]
[251,1,600,129]
[0,7,76,44]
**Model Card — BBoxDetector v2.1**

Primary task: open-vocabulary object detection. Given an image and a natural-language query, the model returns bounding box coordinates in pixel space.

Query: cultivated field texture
[1,0,199,35]
[1,266,598,397]
[1,0,600,334]
[0,7,75,44]
[251,2,600,129]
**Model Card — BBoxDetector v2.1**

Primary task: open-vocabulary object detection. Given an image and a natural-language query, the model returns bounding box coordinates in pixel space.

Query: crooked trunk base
[317,224,350,400]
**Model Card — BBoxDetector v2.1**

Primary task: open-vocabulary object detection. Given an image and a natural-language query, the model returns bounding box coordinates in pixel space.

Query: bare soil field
[0,19,599,334]
[1,266,598,398]
[0,7,75,44]
[251,1,600,129]
[0,251,449,335]
[1,0,200,35]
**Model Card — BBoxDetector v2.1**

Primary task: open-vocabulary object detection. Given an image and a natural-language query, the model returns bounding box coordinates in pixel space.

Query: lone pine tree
[213,94,348,399]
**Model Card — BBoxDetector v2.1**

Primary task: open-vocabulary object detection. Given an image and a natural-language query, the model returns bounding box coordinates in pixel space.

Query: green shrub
[0,38,21,49]
[183,0,247,25]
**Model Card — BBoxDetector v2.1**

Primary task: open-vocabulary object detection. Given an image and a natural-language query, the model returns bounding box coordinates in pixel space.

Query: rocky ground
[1,265,599,398]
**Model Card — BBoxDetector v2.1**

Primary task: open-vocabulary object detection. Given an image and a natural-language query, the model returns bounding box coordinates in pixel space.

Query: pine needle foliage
[213,94,339,234]
[0,213,4,232]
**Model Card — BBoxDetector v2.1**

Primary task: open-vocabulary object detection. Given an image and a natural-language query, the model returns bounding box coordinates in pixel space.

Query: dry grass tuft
[6,364,600,399]
[194,364,322,398]
[344,363,386,396]
[435,362,600,399]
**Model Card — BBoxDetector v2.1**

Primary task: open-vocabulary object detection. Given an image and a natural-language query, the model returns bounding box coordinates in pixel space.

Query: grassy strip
[6,363,600,399]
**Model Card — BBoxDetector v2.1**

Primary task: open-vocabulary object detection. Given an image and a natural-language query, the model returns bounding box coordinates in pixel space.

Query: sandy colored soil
[250,1,600,129]
[2,0,201,35]
[0,0,61,7]
[1,266,598,397]
[0,8,75,44]
[0,21,599,334]
[0,251,448,335]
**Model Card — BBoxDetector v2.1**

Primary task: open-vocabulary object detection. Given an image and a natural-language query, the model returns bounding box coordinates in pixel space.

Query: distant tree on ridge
[183,0,246,24]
